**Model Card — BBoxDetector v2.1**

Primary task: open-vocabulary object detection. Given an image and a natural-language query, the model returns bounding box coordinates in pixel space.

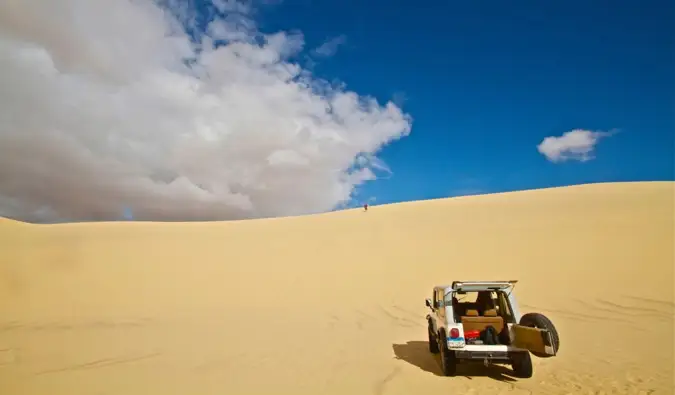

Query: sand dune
[1,181,673,395]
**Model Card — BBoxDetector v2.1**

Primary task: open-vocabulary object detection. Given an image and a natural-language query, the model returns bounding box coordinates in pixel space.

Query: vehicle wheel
[511,351,533,378]
[519,313,560,358]
[428,323,439,354]
[438,332,457,376]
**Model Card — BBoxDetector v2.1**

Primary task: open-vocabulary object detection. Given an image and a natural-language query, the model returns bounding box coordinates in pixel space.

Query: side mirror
[425,298,432,308]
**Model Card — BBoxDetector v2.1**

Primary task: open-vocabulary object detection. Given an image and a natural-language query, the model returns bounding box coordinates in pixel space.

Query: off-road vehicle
[425,280,559,378]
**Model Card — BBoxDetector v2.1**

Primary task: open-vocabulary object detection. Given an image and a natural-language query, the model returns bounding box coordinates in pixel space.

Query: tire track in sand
[36,352,162,375]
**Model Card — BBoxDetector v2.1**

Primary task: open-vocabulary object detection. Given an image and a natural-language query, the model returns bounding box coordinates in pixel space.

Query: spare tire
[519,312,560,358]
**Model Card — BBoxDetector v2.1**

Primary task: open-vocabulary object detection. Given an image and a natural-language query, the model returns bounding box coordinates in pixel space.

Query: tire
[428,323,439,354]
[438,331,457,376]
[511,351,533,378]
[519,313,560,358]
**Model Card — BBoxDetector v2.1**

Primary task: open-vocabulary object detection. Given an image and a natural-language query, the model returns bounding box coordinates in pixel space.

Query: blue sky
[248,0,674,205]
[1,0,673,223]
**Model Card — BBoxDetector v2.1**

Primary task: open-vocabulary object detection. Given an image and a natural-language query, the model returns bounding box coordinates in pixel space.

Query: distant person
[363,203,368,211]
[123,206,134,221]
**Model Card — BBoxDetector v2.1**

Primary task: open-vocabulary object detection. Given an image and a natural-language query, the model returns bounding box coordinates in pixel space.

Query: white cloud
[537,129,613,163]
[0,0,412,222]
[313,35,347,58]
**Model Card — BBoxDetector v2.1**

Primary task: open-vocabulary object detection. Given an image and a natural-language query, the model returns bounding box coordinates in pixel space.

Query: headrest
[465,309,479,317]
[483,309,498,317]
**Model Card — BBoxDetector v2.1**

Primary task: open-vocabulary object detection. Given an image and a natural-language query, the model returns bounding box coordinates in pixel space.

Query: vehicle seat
[454,303,472,317]
[460,314,504,333]
[476,292,498,316]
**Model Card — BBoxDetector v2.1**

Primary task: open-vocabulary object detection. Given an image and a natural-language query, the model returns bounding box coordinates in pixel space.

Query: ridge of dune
[0,216,30,226]
[2,180,672,226]
[0,181,673,395]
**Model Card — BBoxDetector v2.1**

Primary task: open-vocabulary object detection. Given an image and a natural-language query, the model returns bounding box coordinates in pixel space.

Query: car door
[510,325,556,356]
[497,292,557,357]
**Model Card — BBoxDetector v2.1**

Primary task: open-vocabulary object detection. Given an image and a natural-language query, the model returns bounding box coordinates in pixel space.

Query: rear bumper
[455,350,512,361]
[451,345,526,361]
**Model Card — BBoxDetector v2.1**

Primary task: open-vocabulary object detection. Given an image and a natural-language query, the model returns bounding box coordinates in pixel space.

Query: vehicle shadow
[391,341,517,382]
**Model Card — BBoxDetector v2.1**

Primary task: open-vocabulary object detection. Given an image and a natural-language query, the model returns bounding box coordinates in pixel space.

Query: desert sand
[1,181,673,395]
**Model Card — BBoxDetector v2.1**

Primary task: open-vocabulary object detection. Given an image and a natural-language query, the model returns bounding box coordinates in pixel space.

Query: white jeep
[425,280,559,378]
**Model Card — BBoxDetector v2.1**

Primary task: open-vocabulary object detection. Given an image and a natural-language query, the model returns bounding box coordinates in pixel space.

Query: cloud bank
[537,129,613,163]
[0,0,412,222]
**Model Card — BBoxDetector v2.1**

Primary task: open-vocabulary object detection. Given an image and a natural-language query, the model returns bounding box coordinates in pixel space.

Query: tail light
[450,328,460,338]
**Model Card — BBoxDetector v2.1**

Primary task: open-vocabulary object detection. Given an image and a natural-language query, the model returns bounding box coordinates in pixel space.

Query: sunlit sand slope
[1,181,673,395]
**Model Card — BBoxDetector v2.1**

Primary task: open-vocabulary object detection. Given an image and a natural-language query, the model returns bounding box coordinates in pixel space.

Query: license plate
[447,338,465,348]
